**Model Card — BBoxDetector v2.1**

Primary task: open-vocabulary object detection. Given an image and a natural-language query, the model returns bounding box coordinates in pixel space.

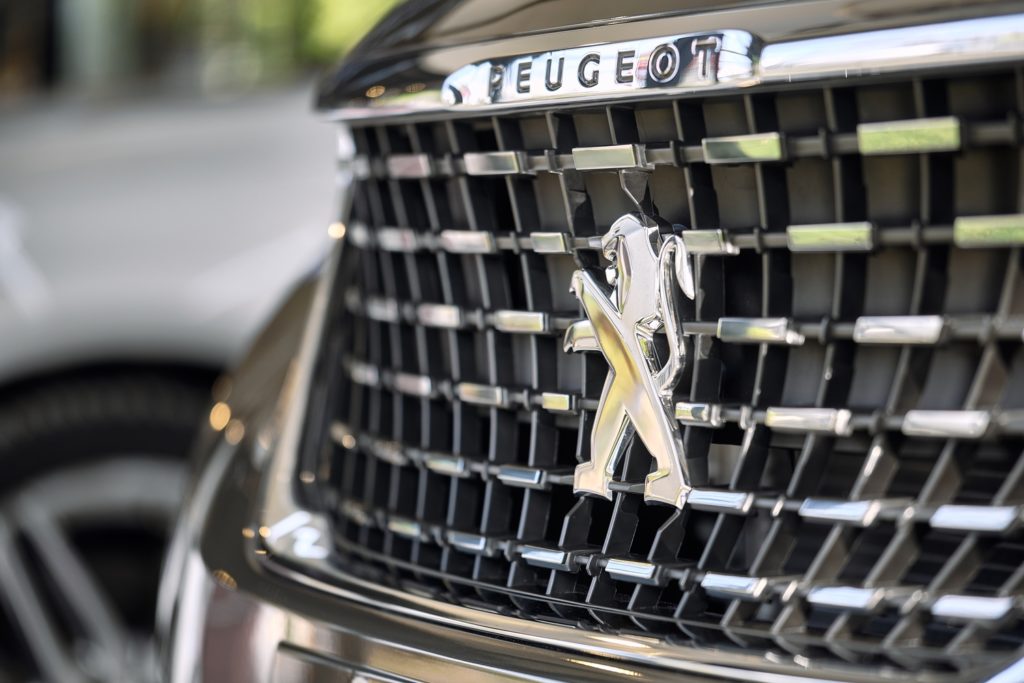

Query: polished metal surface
[438,229,498,254]
[852,315,945,344]
[765,407,854,436]
[463,150,529,176]
[441,30,757,108]
[901,410,991,438]
[571,144,649,171]
[320,10,1024,122]
[856,116,961,155]
[954,214,1024,248]
[564,214,691,508]
[717,317,805,345]
[702,132,784,164]
[786,222,875,252]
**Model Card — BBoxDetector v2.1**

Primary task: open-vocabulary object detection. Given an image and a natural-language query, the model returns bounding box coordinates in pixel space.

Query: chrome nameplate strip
[442,31,757,108]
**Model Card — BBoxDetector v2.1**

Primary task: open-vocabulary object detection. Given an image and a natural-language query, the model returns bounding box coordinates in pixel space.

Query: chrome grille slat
[312,62,1024,678]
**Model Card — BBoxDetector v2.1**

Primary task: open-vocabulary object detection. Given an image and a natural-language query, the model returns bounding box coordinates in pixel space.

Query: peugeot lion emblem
[564,215,696,508]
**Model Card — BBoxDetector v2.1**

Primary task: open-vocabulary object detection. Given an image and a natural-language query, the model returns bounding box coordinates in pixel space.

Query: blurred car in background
[0,1,398,680]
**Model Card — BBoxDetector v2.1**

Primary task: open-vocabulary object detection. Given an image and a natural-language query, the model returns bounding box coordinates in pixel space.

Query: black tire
[0,369,212,493]
[0,368,213,682]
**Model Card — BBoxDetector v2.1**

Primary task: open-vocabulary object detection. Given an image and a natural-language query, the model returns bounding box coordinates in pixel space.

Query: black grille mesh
[304,68,1024,676]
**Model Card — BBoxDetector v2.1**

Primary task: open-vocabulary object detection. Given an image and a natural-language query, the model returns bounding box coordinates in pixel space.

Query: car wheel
[0,372,210,683]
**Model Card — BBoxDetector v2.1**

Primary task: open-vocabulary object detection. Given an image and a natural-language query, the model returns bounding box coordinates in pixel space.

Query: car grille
[305,66,1024,676]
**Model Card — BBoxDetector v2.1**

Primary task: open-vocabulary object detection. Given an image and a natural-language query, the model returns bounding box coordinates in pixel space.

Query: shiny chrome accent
[463,151,528,176]
[717,317,805,345]
[386,517,426,540]
[680,229,740,255]
[329,14,1024,122]
[364,296,400,323]
[687,489,754,514]
[422,453,468,478]
[930,505,1020,533]
[806,586,889,613]
[492,310,549,334]
[604,559,659,585]
[798,498,909,527]
[954,214,1024,248]
[700,573,771,601]
[540,392,576,413]
[347,221,371,248]
[445,531,495,555]
[392,372,436,398]
[852,315,945,344]
[339,500,373,526]
[385,153,434,178]
[901,410,991,438]
[454,382,510,408]
[702,132,784,164]
[369,439,408,466]
[786,222,874,252]
[416,303,464,329]
[565,215,691,508]
[931,595,1015,622]
[563,319,600,352]
[571,144,649,171]
[495,466,545,489]
[441,31,757,108]
[438,230,497,254]
[348,359,380,386]
[519,545,572,571]
[530,232,572,254]
[765,407,853,436]
[856,116,961,156]
[376,227,420,252]
[674,402,723,427]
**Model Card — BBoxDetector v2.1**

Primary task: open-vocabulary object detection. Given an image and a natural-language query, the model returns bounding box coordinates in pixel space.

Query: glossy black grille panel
[307,68,1024,677]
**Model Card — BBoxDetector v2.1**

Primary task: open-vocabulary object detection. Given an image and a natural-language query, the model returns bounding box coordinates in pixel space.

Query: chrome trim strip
[604,558,659,584]
[675,401,723,427]
[687,489,754,514]
[376,227,420,252]
[441,30,758,109]
[386,153,434,178]
[702,133,784,164]
[701,573,771,600]
[438,230,497,254]
[416,303,465,329]
[530,232,573,254]
[931,595,1015,622]
[492,310,549,334]
[786,222,875,253]
[856,116,961,156]
[680,229,740,255]
[717,317,805,345]
[765,407,853,436]
[495,466,545,489]
[392,372,436,398]
[806,586,888,613]
[539,392,576,413]
[326,14,1024,122]
[930,505,1020,533]
[798,498,910,527]
[454,382,510,408]
[852,315,945,344]
[901,410,991,438]
[571,144,649,171]
[519,545,573,571]
[422,453,469,477]
[954,214,1024,248]
[463,151,528,176]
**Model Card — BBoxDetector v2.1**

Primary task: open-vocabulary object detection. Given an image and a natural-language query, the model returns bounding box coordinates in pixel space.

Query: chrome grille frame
[263,9,1024,682]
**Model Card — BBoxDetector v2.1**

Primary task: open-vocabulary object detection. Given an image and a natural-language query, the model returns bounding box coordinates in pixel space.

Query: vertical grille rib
[308,67,1024,677]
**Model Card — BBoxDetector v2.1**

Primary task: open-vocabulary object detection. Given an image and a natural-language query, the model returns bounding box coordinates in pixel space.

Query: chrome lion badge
[564,215,695,508]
